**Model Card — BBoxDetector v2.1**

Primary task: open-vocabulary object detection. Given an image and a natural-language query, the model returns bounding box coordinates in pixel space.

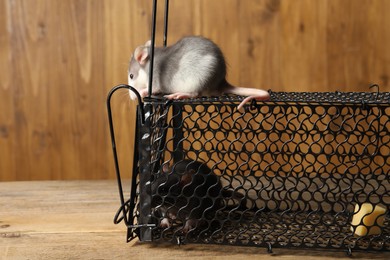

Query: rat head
[152,161,202,197]
[128,40,151,99]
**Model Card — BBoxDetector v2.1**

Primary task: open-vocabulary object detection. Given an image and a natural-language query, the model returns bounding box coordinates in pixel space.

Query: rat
[150,160,248,234]
[128,36,270,109]
[151,160,223,234]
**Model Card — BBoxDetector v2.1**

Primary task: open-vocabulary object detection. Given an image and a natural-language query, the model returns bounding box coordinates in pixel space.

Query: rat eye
[129,74,134,79]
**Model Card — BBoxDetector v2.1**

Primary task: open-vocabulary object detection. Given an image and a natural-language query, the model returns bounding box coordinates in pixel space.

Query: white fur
[128,69,149,100]
[128,74,137,100]
[160,217,171,228]
[171,53,216,93]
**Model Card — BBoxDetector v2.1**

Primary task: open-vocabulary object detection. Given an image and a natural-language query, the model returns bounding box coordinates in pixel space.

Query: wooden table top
[1,180,388,259]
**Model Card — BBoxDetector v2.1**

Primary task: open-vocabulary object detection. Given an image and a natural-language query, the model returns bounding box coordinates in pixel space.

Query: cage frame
[106,0,390,256]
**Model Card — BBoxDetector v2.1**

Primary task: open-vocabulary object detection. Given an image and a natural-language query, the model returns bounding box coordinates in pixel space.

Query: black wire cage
[107,0,389,255]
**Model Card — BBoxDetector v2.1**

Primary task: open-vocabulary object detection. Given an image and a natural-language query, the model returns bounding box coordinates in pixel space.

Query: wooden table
[1,180,388,259]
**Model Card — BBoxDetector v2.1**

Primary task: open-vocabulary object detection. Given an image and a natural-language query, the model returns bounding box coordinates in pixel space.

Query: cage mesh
[124,92,389,252]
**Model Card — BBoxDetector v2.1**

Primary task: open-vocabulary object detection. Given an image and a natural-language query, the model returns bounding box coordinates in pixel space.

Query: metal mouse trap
[107,0,390,255]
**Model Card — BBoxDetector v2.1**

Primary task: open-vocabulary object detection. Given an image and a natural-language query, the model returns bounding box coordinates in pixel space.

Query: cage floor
[151,209,389,251]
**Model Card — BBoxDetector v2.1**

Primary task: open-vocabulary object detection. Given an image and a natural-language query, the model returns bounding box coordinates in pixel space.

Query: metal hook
[107,84,145,124]
[113,198,131,224]
[106,84,145,229]
[250,98,258,110]
[369,83,380,100]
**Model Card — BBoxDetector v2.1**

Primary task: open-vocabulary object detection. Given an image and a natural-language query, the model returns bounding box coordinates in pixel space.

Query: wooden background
[1,0,389,181]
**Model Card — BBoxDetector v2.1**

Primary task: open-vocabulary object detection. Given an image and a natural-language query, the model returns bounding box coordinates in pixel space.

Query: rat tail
[222,81,270,110]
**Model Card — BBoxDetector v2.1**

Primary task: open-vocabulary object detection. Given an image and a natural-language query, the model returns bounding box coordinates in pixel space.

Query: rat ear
[144,40,151,46]
[162,163,170,174]
[134,46,149,65]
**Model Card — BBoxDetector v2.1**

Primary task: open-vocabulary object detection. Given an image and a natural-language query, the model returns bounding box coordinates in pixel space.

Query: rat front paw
[160,217,172,228]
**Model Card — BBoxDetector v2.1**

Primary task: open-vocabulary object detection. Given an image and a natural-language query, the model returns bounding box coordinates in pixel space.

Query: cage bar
[107,0,390,254]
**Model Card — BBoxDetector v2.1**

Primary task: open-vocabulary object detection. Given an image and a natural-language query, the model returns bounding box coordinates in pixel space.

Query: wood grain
[1,0,389,180]
[1,180,388,259]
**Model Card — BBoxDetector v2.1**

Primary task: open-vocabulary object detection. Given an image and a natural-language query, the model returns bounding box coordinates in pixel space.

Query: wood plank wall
[1,0,389,180]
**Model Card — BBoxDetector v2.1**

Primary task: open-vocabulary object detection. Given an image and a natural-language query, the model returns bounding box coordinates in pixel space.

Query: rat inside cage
[107,0,389,255]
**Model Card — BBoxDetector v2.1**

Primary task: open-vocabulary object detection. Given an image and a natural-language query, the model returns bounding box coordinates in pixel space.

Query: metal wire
[163,0,169,47]
[106,85,144,241]
[148,0,158,98]
[114,91,389,252]
[112,0,389,252]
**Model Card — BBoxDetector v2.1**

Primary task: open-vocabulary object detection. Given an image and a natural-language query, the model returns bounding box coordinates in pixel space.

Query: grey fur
[128,36,228,96]
[128,36,270,108]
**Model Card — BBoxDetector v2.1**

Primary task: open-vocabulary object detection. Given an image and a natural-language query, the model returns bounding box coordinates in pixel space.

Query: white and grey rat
[128,36,270,109]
